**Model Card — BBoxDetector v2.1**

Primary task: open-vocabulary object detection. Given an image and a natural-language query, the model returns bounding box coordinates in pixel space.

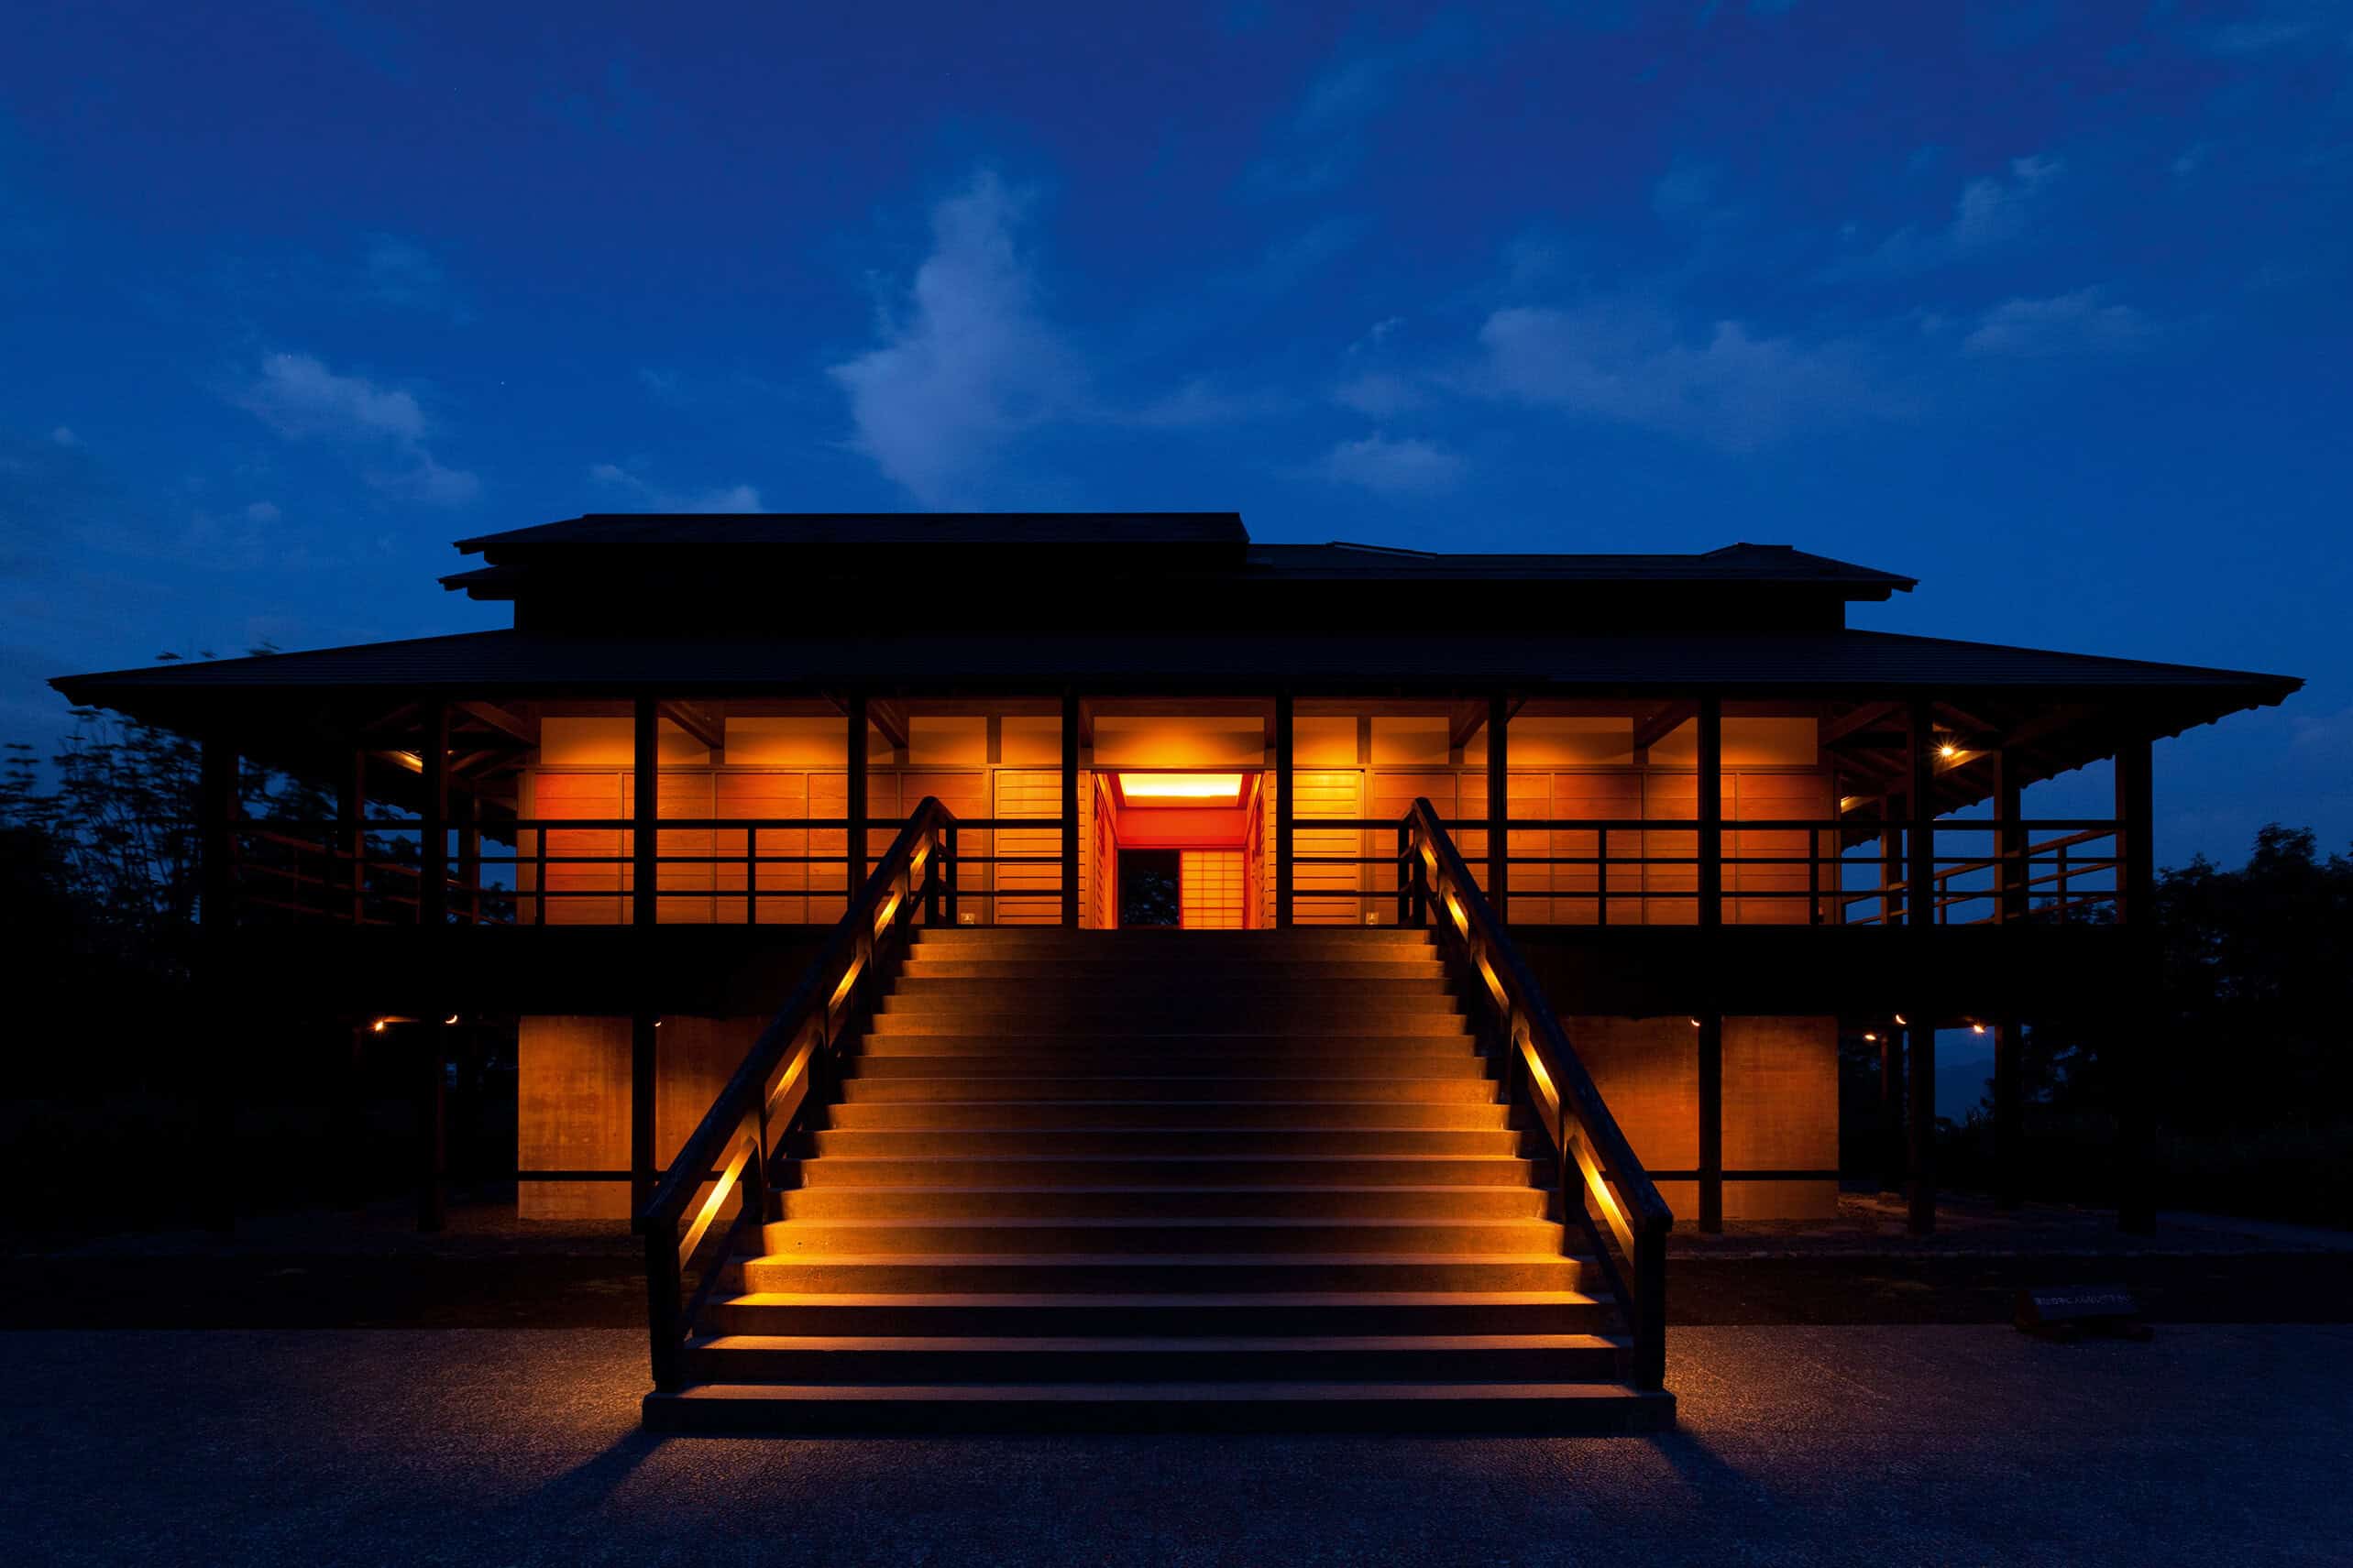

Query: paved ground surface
[4,1324,2346,1566]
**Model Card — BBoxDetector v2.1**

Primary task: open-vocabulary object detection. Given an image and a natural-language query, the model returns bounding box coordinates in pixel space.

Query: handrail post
[924,821,941,926]
[745,824,759,927]
[645,1221,684,1392]
[1395,823,1411,927]
[944,823,960,925]
[1632,1221,1666,1392]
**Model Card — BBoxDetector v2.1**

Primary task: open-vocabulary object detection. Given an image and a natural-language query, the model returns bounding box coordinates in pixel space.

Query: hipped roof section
[437,512,1919,601]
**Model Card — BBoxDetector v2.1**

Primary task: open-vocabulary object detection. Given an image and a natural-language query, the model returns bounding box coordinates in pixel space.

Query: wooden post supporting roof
[419,704,450,928]
[1487,693,1510,919]
[416,1024,446,1233]
[845,694,868,906]
[1696,1014,1724,1234]
[1878,1026,1905,1194]
[631,1011,658,1217]
[197,731,238,1234]
[1274,693,1294,927]
[1993,748,2026,1211]
[1061,690,1080,928]
[1905,698,1938,1237]
[1697,696,1723,930]
[2115,732,2158,1234]
[338,751,367,925]
[632,698,657,929]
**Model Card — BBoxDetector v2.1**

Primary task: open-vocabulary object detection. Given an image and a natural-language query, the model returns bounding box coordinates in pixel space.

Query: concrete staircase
[643,927,1675,1432]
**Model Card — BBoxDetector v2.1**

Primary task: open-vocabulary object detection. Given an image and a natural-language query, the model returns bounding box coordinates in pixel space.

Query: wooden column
[1274,692,1295,927]
[1878,1025,1905,1194]
[415,1024,445,1233]
[632,698,658,927]
[1696,1013,1724,1234]
[337,751,367,925]
[631,1011,658,1216]
[845,695,868,904]
[197,732,238,1233]
[458,794,481,926]
[1879,802,1904,927]
[1994,749,2027,924]
[1994,1020,2025,1211]
[1992,747,2027,1211]
[2115,733,2159,1234]
[419,704,450,927]
[1697,696,1723,929]
[1905,698,1938,1236]
[1486,694,1510,920]
[1061,690,1080,928]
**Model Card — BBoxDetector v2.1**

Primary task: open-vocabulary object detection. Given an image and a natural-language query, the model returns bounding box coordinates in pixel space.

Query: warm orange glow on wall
[1116,773,1247,805]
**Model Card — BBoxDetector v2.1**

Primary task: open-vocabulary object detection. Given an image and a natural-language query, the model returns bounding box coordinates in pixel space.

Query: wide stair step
[650,927,1668,1435]
[838,1074,1500,1102]
[685,1332,1629,1384]
[644,1379,1673,1435]
[754,1216,1569,1256]
[777,1185,1553,1220]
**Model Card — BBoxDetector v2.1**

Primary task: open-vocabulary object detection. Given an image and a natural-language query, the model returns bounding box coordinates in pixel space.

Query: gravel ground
[3,1324,2346,1566]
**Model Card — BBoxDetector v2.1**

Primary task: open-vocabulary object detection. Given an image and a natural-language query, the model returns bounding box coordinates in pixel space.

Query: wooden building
[52,512,2299,1431]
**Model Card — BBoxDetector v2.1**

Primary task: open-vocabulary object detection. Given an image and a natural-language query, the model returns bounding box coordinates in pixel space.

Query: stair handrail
[637,796,956,1391]
[1400,797,1673,1391]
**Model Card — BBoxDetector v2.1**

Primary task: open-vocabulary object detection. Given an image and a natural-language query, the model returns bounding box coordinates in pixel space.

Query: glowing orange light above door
[1116,773,1246,805]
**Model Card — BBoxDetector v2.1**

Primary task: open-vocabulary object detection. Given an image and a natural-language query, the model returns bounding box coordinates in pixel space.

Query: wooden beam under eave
[1447,700,1488,751]
[455,699,535,744]
[657,699,724,751]
[1631,700,1698,752]
[865,698,910,752]
[360,701,422,737]
[1821,700,1899,747]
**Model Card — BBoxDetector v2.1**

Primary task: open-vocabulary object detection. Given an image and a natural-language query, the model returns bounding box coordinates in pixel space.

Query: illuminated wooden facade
[53,512,2301,1241]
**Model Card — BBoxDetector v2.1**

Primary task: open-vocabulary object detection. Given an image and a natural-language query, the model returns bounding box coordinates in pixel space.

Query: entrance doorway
[1096,770,1264,929]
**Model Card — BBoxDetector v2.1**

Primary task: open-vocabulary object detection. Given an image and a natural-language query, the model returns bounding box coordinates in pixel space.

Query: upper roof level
[439,512,1918,635]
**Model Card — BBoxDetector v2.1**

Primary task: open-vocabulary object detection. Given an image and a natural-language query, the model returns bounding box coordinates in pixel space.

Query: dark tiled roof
[455,512,1249,553]
[52,626,2297,700]
[1246,542,1916,587]
[443,513,1915,595]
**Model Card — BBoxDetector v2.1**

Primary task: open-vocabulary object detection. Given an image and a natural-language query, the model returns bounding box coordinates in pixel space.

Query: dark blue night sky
[5,2,2345,864]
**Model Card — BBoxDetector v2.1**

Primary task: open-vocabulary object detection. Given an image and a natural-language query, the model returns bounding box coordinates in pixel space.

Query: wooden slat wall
[1291,770,1363,926]
[1727,771,1830,926]
[993,768,1062,926]
[1181,850,1246,928]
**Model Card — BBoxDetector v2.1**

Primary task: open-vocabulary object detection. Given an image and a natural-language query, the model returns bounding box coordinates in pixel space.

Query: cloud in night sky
[1316,433,1463,496]
[830,172,1081,507]
[233,353,479,506]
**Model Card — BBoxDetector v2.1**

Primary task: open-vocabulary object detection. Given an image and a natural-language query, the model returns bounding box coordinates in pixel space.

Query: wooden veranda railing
[634,797,957,1392]
[1293,816,2120,927]
[1397,798,1673,1391]
[221,812,1064,926]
